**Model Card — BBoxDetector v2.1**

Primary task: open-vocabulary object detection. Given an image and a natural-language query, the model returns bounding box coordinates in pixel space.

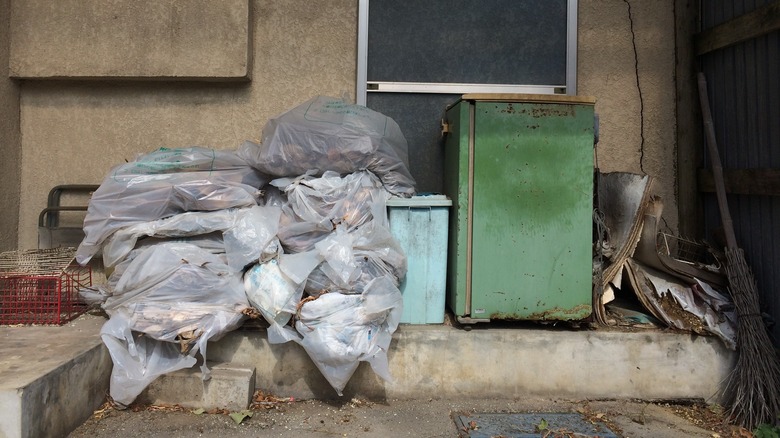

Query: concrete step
[208,324,736,402]
[0,315,110,438]
[137,363,256,411]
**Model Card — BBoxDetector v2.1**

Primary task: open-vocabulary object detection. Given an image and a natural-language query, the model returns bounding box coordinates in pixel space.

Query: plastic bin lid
[387,194,452,207]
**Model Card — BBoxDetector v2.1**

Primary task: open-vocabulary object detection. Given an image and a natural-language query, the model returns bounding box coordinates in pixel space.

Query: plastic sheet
[223,206,283,269]
[313,227,358,287]
[237,96,415,196]
[273,170,391,253]
[271,275,403,395]
[77,147,266,265]
[100,242,248,405]
[78,286,112,308]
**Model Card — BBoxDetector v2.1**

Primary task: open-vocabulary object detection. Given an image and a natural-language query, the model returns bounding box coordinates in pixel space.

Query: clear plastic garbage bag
[237,96,415,196]
[271,275,403,395]
[272,170,390,253]
[100,242,248,405]
[101,206,282,270]
[101,315,198,407]
[77,147,266,265]
[243,250,321,329]
[305,221,406,294]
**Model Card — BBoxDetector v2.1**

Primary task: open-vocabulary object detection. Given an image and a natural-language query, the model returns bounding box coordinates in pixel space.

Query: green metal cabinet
[443,94,595,324]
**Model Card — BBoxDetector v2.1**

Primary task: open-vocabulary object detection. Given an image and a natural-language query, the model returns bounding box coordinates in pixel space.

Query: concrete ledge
[137,364,256,411]
[208,325,736,401]
[10,0,251,80]
[0,315,111,438]
[0,316,737,436]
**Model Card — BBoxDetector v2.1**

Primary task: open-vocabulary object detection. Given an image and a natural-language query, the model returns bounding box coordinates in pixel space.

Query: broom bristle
[722,248,780,430]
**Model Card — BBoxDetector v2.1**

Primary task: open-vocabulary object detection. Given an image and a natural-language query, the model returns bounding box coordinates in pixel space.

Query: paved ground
[67,396,746,438]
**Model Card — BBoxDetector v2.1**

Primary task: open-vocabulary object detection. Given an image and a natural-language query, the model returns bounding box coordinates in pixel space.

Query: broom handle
[697,72,738,250]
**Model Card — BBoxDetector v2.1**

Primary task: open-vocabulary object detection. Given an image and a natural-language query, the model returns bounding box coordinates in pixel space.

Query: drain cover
[453,412,618,438]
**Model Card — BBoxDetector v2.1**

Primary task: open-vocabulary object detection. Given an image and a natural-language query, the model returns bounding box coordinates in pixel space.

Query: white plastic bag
[223,206,283,269]
[100,242,249,405]
[237,96,415,196]
[306,220,406,294]
[313,226,360,288]
[103,243,248,338]
[243,250,321,328]
[272,275,403,395]
[77,147,266,265]
[101,312,198,407]
[101,233,230,310]
[101,206,281,269]
[273,170,391,253]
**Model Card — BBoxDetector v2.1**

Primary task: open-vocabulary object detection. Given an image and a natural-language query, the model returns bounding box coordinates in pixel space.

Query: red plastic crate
[0,248,91,325]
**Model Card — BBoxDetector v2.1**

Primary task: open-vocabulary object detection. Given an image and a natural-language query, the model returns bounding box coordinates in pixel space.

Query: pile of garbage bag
[79,96,414,406]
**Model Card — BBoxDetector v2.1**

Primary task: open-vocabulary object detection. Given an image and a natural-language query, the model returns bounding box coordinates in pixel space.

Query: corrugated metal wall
[699,0,780,343]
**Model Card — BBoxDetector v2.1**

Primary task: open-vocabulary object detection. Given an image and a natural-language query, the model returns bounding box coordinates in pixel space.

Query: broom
[698,72,780,429]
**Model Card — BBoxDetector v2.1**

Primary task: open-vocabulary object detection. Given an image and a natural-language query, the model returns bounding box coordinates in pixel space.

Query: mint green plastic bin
[387,195,452,324]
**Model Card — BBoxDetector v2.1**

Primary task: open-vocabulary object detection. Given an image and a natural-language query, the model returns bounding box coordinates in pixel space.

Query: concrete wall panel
[17,0,357,249]
[1,0,21,251]
[10,0,251,80]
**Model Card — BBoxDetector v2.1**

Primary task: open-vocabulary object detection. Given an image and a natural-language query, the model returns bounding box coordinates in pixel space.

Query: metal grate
[454,413,618,438]
[0,248,91,325]
[659,232,721,270]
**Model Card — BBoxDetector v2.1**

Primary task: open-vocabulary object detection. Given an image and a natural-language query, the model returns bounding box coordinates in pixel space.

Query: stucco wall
[16,0,357,249]
[579,0,679,231]
[0,0,21,251]
[10,0,252,80]
[14,0,679,249]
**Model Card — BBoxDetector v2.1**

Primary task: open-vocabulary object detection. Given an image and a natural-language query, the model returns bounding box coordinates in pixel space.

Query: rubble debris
[250,389,295,410]
[634,197,726,288]
[594,172,653,324]
[594,172,737,349]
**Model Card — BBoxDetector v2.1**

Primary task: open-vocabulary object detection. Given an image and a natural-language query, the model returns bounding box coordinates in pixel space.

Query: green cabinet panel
[444,95,595,323]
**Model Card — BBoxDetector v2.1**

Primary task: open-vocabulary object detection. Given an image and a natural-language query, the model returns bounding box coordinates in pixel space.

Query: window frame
[356,0,579,105]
